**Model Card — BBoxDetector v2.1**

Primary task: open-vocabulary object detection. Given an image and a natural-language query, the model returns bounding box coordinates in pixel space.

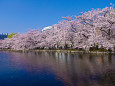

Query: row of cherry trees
[0,6,115,51]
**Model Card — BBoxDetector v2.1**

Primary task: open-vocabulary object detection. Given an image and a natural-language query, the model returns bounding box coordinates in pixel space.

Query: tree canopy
[0,6,115,51]
[7,33,18,38]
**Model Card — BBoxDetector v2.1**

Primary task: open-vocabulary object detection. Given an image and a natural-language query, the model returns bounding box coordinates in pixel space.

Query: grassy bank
[0,49,115,54]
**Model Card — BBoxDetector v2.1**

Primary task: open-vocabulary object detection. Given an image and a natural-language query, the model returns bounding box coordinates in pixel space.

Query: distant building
[0,33,8,40]
[42,26,53,31]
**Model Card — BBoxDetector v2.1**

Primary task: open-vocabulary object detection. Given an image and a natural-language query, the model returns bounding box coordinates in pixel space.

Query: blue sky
[0,0,114,33]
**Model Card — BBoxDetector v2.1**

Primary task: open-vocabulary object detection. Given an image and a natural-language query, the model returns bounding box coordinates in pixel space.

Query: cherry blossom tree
[0,5,114,51]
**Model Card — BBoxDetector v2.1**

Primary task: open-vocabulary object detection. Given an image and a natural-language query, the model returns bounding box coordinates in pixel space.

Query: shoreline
[0,49,115,54]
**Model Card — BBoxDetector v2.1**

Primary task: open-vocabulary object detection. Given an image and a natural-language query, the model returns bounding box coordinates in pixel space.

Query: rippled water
[0,51,115,86]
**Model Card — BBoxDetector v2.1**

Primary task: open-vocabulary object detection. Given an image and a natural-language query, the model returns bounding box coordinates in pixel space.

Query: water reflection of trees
[8,51,115,86]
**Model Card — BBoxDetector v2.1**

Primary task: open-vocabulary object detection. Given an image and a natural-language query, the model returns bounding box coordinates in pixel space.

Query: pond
[0,51,115,86]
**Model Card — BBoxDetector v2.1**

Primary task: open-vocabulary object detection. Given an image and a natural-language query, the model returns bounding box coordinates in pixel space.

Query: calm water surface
[0,51,115,86]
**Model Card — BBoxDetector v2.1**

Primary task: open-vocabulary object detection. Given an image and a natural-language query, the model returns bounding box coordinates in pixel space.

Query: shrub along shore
[0,49,115,54]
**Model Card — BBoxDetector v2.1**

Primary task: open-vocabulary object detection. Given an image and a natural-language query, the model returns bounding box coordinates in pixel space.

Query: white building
[42,26,53,31]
